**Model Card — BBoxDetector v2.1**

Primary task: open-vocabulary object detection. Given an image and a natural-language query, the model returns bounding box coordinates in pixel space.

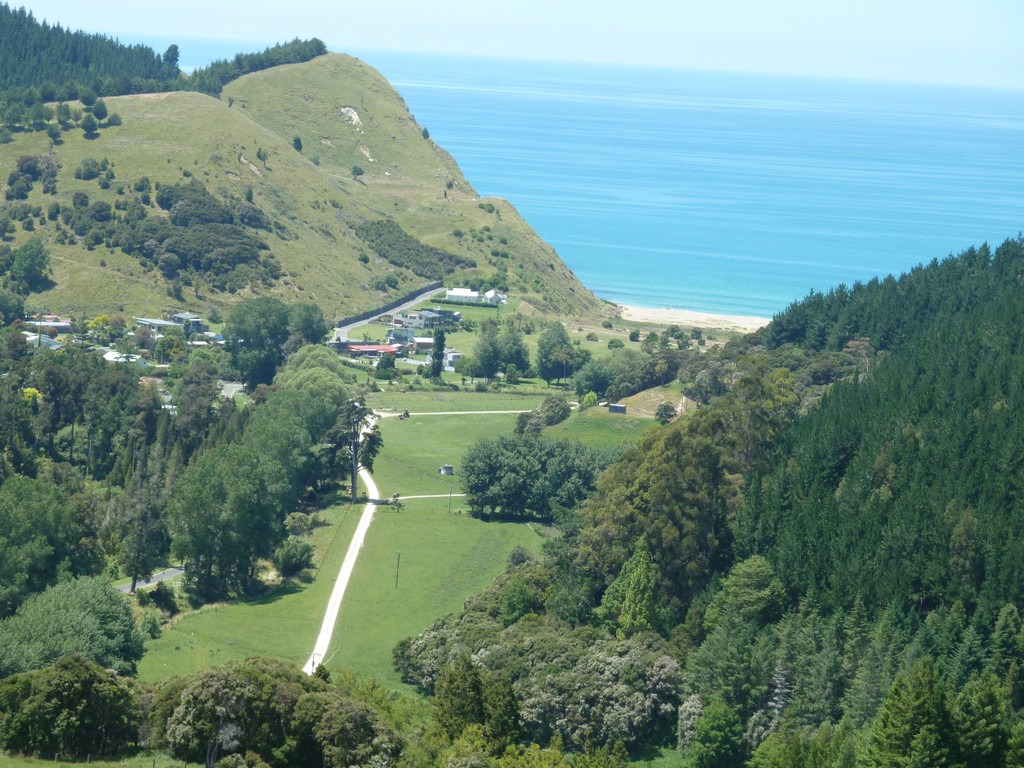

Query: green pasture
[0,756,199,768]
[325,496,544,685]
[543,406,654,449]
[365,389,543,413]
[137,498,362,683]
[372,411,520,497]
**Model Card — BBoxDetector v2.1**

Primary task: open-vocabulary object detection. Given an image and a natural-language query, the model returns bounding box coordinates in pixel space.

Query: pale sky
[13,0,1024,89]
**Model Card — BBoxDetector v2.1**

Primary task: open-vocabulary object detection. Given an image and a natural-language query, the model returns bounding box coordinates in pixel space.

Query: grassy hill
[0,53,604,320]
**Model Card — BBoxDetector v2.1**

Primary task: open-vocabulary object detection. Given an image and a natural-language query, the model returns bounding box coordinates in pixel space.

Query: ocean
[130,37,1024,318]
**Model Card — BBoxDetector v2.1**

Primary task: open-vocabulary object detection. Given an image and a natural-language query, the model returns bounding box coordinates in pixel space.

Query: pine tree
[867,658,959,768]
[483,674,522,755]
[433,653,485,740]
[1007,719,1024,768]
[618,543,659,637]
[952,671,1010,768]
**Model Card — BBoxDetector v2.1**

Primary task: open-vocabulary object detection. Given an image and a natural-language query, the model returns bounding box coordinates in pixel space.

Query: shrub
[150,581,179,615]
[275,537,314,578]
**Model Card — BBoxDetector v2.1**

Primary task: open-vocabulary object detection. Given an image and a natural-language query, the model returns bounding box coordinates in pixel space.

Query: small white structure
[445,287,479,302]
[444,287,507,305]
[103,349,146,366]
[443,348,463,371]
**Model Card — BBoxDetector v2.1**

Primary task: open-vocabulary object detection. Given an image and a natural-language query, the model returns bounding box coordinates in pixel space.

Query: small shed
[608,403,628,414]
[438,464,454,475]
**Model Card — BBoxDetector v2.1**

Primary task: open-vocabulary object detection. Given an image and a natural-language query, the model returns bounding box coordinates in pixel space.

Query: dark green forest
[0,2,325,134]
[393,237,1024,766]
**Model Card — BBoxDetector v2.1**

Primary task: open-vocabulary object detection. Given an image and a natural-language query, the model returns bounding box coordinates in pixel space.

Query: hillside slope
[0,53,602,320]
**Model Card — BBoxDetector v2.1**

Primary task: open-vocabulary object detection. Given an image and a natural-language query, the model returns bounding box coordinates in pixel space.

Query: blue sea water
[356,52,1024,317]
[126,37,1024,317]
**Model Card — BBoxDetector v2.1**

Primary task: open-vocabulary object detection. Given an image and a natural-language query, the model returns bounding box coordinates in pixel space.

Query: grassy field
[326,495,543,685]
[0,756,199,768]
[365,389,544,414]
[138,497,362,683]
[543,406,654,449]
[373,411,521,496]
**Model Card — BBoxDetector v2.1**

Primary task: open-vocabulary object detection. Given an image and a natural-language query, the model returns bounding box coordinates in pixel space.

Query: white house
[445,287,480,303]
[444,287,507,305]
[443,347,463,371]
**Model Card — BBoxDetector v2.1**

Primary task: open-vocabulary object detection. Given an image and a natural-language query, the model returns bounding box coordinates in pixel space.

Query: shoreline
[617,304,771,333]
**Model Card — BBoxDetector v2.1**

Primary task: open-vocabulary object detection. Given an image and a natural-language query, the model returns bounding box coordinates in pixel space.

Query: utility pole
[395,551,402,588]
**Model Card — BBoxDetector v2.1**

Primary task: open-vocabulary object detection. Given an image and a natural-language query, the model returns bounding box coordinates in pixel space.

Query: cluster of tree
[0,3,179,123]
[0,236,49,294]
[394,237,1024,762]
[460,433,618,522]
[465,317,531,380]
[354,219,476,281]
[0,295,345,614]
[394,554,681,753]
[5,153,59,199]
[515,394,572,433]
[224,296,329,389]
[536,321,588,385]
[2,158,282,294]
[168,343,371,601]
[738,238,1024,620]
[185,37,328,96]
[0,6,328,134]
[573,340,684,403]
[0,655,399,765]
[0,577,144,677]
[70,179,279,291]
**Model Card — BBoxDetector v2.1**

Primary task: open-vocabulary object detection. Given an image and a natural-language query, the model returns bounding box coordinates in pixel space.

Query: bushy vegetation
[354,219,476,280]
[460,433,618,522]
[186,38,328,96]
[388,237,1024,765]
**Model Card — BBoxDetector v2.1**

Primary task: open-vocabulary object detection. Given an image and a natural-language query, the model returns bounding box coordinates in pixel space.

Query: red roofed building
[347,344,401,359]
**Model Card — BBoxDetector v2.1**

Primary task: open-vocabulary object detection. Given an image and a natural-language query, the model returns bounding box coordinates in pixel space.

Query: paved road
[334,285,446,336]
[116,566,184,593]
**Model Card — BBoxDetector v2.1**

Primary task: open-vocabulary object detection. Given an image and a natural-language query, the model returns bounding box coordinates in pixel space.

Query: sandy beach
[618,304,771,333]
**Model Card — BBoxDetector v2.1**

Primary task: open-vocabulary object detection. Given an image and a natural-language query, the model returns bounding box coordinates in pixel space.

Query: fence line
[333,281,443,328]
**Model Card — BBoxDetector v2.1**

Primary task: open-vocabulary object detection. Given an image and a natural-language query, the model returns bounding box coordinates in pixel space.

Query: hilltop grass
[325,495,543,685]
[3,54,602,320]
